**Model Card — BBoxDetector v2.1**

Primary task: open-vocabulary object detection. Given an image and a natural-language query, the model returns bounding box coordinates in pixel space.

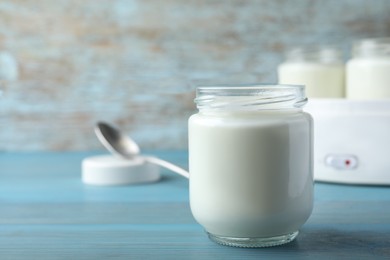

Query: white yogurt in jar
[188,85,313,247]
[347,38,390,99]
[278,47,345,98]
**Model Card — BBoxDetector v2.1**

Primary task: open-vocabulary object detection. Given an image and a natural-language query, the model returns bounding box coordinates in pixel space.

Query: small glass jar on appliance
[188,85,313,247]
[347,37,390,99]
[278,47,345,98]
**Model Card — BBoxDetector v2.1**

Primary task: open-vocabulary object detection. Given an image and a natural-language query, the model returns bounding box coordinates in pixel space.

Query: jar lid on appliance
[82,155,160,186]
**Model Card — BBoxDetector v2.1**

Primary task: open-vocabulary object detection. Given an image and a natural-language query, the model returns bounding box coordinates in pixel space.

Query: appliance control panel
[325,154,358,170]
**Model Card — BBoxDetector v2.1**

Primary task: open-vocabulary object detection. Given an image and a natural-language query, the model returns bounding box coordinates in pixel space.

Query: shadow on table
[158,174,189,187]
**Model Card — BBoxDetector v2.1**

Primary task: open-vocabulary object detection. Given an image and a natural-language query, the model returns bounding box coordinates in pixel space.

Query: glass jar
[278,46,345,98]
[347,38,390,99]
[188,85,313,248]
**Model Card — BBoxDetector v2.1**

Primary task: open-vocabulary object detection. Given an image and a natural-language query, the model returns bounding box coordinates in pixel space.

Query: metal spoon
[95,122,190,179]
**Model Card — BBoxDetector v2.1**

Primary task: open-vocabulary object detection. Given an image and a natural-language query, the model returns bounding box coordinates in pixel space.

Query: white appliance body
[305,99,390,185]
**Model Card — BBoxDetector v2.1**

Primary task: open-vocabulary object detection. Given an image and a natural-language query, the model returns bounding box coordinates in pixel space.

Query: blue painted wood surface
[0,151,389,259]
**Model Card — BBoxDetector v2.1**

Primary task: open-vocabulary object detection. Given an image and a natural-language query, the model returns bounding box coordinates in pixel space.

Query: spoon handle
[144,156,190,179]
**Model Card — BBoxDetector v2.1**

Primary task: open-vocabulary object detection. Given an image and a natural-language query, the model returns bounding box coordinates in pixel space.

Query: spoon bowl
[95,122,140,158]
[95,122,190,179]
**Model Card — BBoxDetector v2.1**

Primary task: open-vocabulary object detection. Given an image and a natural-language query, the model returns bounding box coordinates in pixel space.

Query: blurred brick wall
[0,0,389,151]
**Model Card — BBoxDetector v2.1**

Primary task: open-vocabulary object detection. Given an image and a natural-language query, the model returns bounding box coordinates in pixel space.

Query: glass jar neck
[285,46,342,64]
[194,84,307,113]
[353,38,390,58]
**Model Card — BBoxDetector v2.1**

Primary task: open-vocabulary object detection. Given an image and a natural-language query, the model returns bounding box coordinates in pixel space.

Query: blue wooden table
[0,151,389,259]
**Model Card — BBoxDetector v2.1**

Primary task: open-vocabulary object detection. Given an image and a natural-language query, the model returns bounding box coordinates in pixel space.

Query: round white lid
[82,155,160,186]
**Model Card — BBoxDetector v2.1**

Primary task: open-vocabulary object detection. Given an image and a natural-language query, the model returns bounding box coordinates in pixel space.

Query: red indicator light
[345,160,351,166]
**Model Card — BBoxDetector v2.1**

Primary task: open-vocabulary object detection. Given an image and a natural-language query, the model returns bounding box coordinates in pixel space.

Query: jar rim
[197,84,304,92]
[354,37,390,45]
[284,46,342,63]
[195,84,307,111]
[353,37,390,58]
